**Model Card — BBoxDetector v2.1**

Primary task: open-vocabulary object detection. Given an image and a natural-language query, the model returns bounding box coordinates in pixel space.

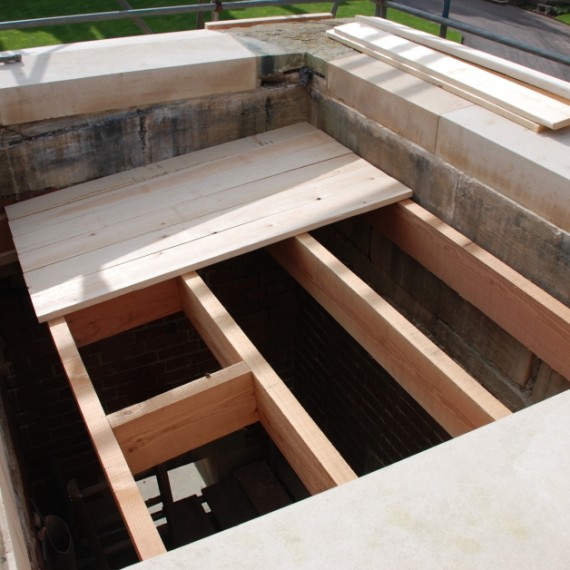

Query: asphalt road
[391,0,570,80]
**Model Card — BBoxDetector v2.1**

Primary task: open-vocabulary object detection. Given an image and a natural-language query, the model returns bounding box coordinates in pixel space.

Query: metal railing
[0,0,568,69]
[0,0,341,33]
[374,0,570,67]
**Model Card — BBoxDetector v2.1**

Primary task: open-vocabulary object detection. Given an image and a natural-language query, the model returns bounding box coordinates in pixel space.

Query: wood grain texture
[48,317,165,560]
[7,123,411,322]
[327,30,542,132]
[356,16,570,101]
[66,279,181,347]
[205,13,333,29]
[269,233,511,437]
[328,23,570,129]
[178,272,357,494]
[108,362,258,475]
[370,200,570,381]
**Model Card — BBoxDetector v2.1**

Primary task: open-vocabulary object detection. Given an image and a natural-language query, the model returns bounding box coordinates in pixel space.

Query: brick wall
[312,217,569,412]
[0,250,298,519]
[293,288,450,474]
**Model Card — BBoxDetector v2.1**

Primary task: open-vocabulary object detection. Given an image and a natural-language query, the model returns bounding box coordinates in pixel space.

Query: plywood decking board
[370,200,570,381]
[269,234,512,436]
[328,22,570,130]
[6,123,412,322]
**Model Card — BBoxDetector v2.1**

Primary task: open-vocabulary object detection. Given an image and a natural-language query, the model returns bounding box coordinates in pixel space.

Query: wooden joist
[48,318,166,561]
[327,22,570,130]
[178,272,358,494]
[356,16,570,101]
[370,200,570,381]
[66,279,181,347]
[268,233,511,437]
[108,362,258,475]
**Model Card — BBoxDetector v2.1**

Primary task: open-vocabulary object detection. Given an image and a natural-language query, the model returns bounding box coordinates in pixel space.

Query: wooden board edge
[326,29,543,132]
[47,317,166,560]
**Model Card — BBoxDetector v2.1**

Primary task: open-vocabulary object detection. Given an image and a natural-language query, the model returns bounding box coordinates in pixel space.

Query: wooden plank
[369,200,570,381]
[328,23,570,129]
[327,30,543,132]
[28,154,410,322]
[178,272,358,494]
[17,137,353,271]
[107,362,258,475]
[205,13,333,30]
[48,317,166,560]
[356,16,570,101]
[6,123,318,223]
[66,279,181,347]
[268,234,511,437]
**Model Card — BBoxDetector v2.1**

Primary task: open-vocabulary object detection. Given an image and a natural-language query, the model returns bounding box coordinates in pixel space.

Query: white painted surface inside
[128,390,570,569]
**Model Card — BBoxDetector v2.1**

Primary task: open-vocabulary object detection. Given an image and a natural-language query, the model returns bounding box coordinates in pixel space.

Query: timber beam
[268,233,511,437]
[369,200,570,381]
[177,272,358,494]
[66,279,181,347]
[48,317,166,560]
[108,362,258,475]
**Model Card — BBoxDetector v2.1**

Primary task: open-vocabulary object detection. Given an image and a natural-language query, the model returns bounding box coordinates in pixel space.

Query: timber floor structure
[5,121,513,561]
[1,21,569,570]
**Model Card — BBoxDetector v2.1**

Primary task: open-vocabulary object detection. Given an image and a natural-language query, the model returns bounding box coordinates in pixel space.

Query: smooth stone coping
[128,390,570,569]
[0,30,257,125]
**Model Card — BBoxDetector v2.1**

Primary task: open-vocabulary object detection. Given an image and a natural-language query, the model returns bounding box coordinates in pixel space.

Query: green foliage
[0,0,461,51]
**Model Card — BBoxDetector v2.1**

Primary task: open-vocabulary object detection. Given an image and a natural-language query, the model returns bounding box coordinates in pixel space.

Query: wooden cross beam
[108,362,258,475]
[177,272,358,494]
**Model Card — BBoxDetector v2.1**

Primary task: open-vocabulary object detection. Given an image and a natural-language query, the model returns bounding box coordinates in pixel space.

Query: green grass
[0,0,461,51]
[556,13,570,24]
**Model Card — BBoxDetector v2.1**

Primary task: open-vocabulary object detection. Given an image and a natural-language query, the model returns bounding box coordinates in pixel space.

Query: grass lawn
[556,13,570,24]
[0,0,461,51]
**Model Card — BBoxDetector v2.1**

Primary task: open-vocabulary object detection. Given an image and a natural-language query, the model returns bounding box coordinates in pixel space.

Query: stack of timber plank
[327,17,570,132]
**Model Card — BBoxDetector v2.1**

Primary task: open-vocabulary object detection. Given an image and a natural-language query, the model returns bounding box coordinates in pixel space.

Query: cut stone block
[328,53,471,153]
[436,106,570,231]
[0,30,257,125]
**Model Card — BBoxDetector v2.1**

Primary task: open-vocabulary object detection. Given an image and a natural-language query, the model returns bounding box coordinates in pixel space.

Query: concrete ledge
[0,30,257,125]
[326,52,570,233]
[328,54,471,153]
[129,390,570,569]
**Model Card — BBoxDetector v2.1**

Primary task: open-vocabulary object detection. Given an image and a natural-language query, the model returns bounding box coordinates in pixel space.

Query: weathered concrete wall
[309,85,570,309]
[0,23,568,567]
[0,83,306,205]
